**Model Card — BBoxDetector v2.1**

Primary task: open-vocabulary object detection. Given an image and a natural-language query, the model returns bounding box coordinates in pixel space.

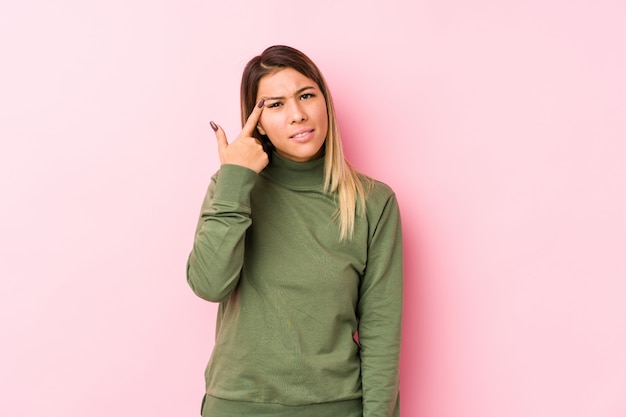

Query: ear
[257,123,267,136]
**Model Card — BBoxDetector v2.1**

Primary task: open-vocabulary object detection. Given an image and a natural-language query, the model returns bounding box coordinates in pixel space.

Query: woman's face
[256,67,328,162]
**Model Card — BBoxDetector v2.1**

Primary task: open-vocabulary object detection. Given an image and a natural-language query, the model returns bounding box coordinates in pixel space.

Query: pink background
[1,1,625,416]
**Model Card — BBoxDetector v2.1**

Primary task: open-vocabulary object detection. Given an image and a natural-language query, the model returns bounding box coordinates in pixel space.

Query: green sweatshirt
[187,152,403,417]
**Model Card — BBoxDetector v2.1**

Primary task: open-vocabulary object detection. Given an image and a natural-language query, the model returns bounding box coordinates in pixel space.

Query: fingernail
[210,121,218,132]
[257,99,265,108]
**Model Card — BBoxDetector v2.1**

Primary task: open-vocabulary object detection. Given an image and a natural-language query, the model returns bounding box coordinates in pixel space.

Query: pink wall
[1,1,625,416]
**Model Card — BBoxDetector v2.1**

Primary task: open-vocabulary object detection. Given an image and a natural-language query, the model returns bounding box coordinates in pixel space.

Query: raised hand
[210,99,269,174]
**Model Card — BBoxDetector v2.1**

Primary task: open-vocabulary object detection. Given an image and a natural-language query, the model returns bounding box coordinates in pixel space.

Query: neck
[262,152,325,188]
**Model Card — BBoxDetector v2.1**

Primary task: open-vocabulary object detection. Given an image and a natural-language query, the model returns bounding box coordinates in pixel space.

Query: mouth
[290,129,315,141]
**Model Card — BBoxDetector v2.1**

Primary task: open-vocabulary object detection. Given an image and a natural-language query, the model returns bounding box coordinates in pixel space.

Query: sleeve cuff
[211,164,258,207]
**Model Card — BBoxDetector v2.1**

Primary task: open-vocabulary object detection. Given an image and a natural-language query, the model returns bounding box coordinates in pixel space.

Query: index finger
[241,98,265,136]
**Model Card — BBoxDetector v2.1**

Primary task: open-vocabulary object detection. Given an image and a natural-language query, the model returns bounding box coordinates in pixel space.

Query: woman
[187,45,403,417]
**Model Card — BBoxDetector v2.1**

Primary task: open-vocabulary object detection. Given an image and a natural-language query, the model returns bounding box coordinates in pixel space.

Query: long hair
[240,45,368,240]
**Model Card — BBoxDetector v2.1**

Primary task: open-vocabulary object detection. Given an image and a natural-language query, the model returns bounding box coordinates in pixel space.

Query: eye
[266,101,282,109]
[300,93,315,100]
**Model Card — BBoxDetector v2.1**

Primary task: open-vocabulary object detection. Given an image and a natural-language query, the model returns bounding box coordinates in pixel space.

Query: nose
[288,100,307,124]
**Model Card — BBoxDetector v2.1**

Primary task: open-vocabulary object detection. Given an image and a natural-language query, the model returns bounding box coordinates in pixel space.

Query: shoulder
[357,172,397,202]
[356,172,400,219]
[355,173,402,245]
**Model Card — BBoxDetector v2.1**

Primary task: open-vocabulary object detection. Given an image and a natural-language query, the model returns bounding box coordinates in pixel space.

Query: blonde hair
[240,45,369,240]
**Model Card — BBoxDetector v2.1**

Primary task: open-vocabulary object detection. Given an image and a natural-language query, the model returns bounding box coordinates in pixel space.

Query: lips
[290,128,314,139]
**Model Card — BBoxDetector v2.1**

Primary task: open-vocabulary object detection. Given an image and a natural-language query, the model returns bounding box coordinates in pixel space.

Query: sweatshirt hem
[202,394,363,417]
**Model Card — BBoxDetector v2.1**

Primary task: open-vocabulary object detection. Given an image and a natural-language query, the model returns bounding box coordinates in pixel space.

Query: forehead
[257,67,319,97]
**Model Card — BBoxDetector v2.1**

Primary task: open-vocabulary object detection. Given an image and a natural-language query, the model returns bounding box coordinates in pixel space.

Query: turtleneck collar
[261,151,325,189]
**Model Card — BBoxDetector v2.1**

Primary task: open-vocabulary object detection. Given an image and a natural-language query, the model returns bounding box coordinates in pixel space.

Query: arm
[186,164,258,302]
[187,100,268,302]
[358,193,403,417]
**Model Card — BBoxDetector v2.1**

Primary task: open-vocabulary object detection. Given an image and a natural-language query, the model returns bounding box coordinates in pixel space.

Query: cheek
[318,106,329,132]
[258,114,271,131]
[259,114,281,137]
[319,103,328,122]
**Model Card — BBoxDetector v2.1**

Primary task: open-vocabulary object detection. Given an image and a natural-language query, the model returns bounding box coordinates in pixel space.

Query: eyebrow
[263,86,316,101]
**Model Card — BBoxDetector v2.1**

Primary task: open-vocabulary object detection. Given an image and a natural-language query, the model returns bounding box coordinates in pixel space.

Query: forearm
[360,313,402,417]
[186,164,258,302]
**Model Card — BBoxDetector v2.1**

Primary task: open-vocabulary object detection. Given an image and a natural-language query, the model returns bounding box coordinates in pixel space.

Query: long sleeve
[357,193,403,417]
[186,164,258,302]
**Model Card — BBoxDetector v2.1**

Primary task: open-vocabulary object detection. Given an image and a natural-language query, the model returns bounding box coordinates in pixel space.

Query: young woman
[187,45,403,417]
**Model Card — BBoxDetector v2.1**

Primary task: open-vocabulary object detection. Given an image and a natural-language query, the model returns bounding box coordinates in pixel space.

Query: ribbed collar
[261,152,325,189]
